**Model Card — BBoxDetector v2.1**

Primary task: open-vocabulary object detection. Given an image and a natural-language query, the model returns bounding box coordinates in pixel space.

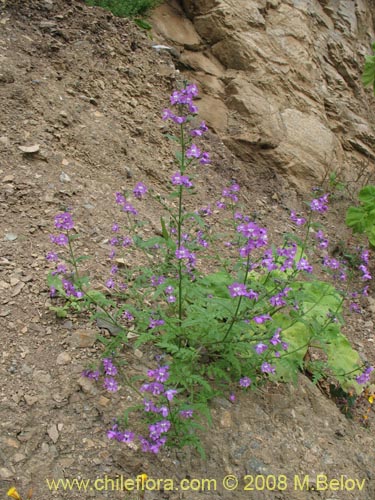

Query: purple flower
[123,202,137,215]
[171,172,193,188]
[355,366,374,385]
[122,310,134,321]
[50,234,69,246]
[270,328,282,345]
[103,358,118,376]
[290,211,306,226]
[310,194,329,213]
[229,393,236,403]
[111,223,119,232]
[186,143,201,159]
[148,365,170,383]
[115,192,126,205]
[158,406,169,417]
[190,128,203,137]
[46,251,59,262]
[175,246,190,259]
[165,285,174,294]
[107,425,119,440]
[118,430,135,443]
[164,389,177,401]
[167,295,176,303]
[140,382,164,396]
[151,275,165,287]
[103,377,119,392]
[133,182,148,199]
[296,258,313,273]
[82,369,100,381]
[122,236,132,247]
[261,362,276,374]
[199,120,208,132]
[228,282,248,298]
[144,399,158,413]
[62,278,82,298]
[149,318,165,329]
[106,278,115,289]
[269,293,286,307]
[239,377,251,388]
[49,286,56,297]
[255,343,268,354]
[315,230,329,248]
[199,152,211,165]
[162,108,173,120]
[52,263,67,275]
[171,114,186,124]
[361,250,369,264]
[252,314,272,324]
[179,409,194,419]
[54,212,74,230]
[359,264,372,281]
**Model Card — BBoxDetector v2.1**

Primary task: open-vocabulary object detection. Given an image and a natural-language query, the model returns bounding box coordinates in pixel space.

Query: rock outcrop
[151,0,375,190]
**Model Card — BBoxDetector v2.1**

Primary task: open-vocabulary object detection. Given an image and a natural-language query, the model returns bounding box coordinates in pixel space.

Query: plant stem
[221,253,251,343]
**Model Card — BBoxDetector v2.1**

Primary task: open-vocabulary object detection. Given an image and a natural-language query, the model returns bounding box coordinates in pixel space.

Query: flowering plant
[46,83,373,454]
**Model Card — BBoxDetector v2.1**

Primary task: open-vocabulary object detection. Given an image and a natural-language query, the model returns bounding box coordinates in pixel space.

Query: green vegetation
[362,41,375,95]
[85,0,162,18]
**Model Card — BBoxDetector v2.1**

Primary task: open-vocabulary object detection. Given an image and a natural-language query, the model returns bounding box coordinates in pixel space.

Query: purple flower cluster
[237,222,268,257]
[239,376,251,388]
[315,230,329,249]
[261,362,276,374]
[107,424,135,443]
[115,191,137,215]
[138,365,192,454]
[164,285,176,304]
[162,85,211,165]
[222,184,240,204]
[102,358,119,392]
[359,250,371,281]
[171,172,193,188]
[62,278,83,299]
[54,212,74,230]
[82,369,100,381]
[252,328,288,361]
[355,366,374,385]
[175,246,196,269]
[151,275,165,287]
[82,357,119,392]
[296,258,313,273]
[133,182,148,199]
[190,121,208,137]
[50,233,69,246]
[310,193,329,213]
[269,287,292,307]
[148,317,165,329]
[228,282,258,300]
[290,211,306,226]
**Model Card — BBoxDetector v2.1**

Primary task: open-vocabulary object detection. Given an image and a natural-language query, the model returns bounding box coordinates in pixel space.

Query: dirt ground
[1,1,375,499]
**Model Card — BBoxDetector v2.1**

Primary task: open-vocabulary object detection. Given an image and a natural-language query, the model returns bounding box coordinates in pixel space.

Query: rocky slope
[1,1,375,500]
[152,0,375,190]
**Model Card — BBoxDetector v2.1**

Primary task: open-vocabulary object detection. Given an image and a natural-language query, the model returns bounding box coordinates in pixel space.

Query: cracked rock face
[152,0,375,190]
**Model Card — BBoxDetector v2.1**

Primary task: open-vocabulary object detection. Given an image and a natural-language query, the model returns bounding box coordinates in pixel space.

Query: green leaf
[358,185,375,205]
[345,206,366,233]
[362,55,375,88]
[164,134,180,143]
[325,331,362,393]
[160,216,169,241]
[134,18,152,30]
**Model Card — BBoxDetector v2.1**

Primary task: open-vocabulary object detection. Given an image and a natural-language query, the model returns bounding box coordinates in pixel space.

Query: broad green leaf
[362,54,375,88]
[358,185,375,204]
[345,206,366,233]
